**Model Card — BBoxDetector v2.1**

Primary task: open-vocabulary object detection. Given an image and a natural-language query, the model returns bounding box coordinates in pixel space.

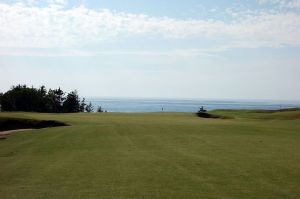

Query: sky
[0,0,300,101]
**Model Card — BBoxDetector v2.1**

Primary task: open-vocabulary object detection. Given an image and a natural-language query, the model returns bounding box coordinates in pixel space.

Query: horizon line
[84,96,300,103]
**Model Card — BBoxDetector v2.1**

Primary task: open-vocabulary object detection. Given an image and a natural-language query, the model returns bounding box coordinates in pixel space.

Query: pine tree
[97,106,103,112]
[85,102,94,113]
[63,90,81,113]
[80,98,86,112]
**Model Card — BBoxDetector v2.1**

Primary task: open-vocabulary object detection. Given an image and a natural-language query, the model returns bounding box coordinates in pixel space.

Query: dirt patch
[0,129,34,136]
[0,129,35,140]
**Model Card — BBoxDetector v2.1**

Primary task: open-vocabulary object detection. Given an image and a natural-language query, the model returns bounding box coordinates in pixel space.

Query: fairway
[0,111,300,199]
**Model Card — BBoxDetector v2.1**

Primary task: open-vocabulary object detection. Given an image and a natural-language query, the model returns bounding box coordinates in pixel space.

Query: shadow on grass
[0,117,68,132]
[196,112,232,119]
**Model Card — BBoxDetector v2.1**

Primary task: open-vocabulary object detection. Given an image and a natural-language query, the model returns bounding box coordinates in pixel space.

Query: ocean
[87,98,300,112]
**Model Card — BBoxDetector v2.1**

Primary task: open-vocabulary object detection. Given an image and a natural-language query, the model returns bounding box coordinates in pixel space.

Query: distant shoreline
[86,97,300,104]
[86,98,300,113]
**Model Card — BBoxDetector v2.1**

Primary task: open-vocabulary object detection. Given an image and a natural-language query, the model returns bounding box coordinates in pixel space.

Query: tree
[0,85,87,113]
[97,106,103,113]
[47,88,65,113]
[37,86,48,112]
[0,89,15,111]
[63,90,81,113]
[80,98,86,112]
[0,85,41,112]
[85,102,94,113]
[0,92,3,111]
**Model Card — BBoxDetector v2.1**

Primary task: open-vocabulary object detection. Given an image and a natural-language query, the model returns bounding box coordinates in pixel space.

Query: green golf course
[0,110,300,199]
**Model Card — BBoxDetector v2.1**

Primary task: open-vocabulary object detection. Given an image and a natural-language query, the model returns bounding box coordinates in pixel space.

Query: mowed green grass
[0,111,300,199]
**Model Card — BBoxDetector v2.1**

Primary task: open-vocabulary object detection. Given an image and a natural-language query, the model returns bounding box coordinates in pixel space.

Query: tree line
[0,85,94,113]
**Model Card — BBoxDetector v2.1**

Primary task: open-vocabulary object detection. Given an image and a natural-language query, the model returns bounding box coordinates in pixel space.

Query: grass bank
[0,110,299,198]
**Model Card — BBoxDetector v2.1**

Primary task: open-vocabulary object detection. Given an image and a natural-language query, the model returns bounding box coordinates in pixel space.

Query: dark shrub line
[0,84,92,113]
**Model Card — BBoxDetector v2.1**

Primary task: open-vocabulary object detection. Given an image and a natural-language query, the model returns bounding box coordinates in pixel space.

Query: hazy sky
[0,0,300,100]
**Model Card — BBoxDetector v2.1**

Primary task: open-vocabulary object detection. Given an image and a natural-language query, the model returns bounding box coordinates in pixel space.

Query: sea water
[87,98,300,112]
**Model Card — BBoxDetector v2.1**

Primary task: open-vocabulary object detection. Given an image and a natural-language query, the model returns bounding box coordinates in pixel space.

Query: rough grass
[0,111,300,199]
[210,108,300,120]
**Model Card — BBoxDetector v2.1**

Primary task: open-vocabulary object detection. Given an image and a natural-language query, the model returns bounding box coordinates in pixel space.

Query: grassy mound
[0,117,68,131]
[210,108,300,120]
[253,108,300,113]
